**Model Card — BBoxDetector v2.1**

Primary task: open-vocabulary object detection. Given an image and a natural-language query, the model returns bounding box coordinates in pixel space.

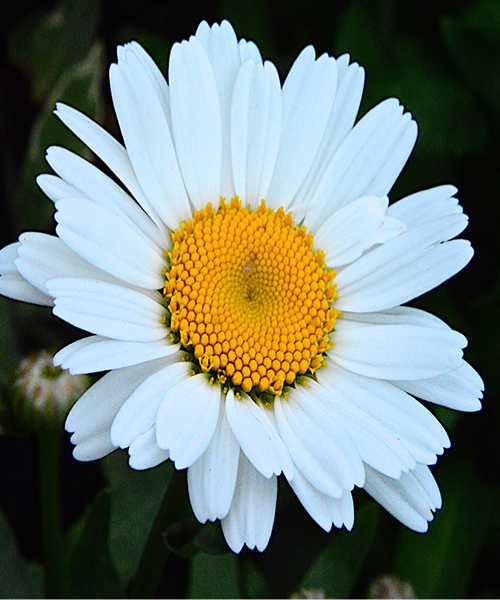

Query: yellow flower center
[162,198,339,396]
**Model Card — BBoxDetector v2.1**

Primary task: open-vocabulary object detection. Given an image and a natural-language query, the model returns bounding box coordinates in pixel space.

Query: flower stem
[38,427,65,598]
[127,468,185,599]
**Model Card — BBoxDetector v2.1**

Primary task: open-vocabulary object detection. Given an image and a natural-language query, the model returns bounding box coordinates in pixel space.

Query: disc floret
[163,198,339,396]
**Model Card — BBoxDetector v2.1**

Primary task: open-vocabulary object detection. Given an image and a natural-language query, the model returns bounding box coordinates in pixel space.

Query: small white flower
[0,21,483,553]
[8,349,90,430]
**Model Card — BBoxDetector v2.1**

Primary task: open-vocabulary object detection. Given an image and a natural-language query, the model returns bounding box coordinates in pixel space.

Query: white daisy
[0,20,483,553]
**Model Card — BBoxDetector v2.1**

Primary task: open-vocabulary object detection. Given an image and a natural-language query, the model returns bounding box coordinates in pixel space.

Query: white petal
[37,173,77,202]
[156,374,221,469]
[387,184,462,229]
[46,278,167,342]
[305,99,416,231]
[231,59,282,205]
[314,195,405,266]
[221,452,277,553]
[188,395,240,522]
[195,20,240,198]
[128,427,170,470]
[238,39,262,64]
[0,242,52,306]
[343,305,455,328]
[44,146,167,247]
[335,218,472,312]
[169,37,222,210]
[330,316,467,380]
[266,48,338,210]
[393,360,483,412]
[54,335,178,374]
[274,388,364,498]
[293,54,365,208]
[288,468,354,532]
[72,430,116,461]
[54,103,162,226]
[54,196,165,289]
[312,372,417,477]
[14,232,124,299]
[109,47,191,229]
[120,41,171,128]
[225,390,294,479]
[66,358,168,457]
[319,363,450,465]
[111,359,190,448]
[363,464,440,532]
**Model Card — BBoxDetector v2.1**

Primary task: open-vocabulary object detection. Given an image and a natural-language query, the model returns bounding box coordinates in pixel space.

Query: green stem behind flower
[127,468,186,599]
[38,427,65,599]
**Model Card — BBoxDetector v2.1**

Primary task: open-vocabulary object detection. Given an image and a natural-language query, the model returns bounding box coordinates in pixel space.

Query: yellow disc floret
[163,197,339,396]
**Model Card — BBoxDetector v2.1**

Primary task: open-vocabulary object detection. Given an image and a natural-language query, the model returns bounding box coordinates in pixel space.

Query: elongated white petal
[44,146,167,247]
[119,41,171,128]
[66,358,169,458]
[54,103,162,226]
[288,468,355,532]
[318,363,450,465]
[128,427,170,470]
[305,99,416,231]
[363,464,440,532]
[267,48,338,210]
[46,278,167,342]
[195,20,240,198]
[72,430,116,461]
[37,173,77,203]
[313,195,405,266]
[0,242,52,305]
[188,396,240,522]
[54,335,178,374]
[293,54,365,208]
[387,185,462,229]
[169,37,222,210]
[335,220,472,312]
[343,305,456,328]
[238,39,262,64]
[330,316,467,380]
[231,59,282,205]
[312,374,417,477]
[394,360,483,412]
[274,388,364,498]
[221,452,277,553]
[156,374,221,469]
[225,390,294,479]
[111,359,190,448]
[110,47,191,229]
[55,196,165,289]
[15,232,123,300]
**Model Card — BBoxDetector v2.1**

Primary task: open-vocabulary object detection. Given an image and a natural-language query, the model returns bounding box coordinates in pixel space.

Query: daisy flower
[0,20,483,553]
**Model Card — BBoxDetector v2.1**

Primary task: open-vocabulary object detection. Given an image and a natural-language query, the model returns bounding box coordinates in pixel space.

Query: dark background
[0,0,499,597]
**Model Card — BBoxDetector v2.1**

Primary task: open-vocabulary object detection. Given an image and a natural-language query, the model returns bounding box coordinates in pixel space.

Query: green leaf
[0,301,21,372]
[441,0,500,112]
[0,508,43,598]
[9,0,101,102]
[187,551,239,599]
[16,41,106,232]
[299,502,379,599]
[240,559,270,599]
[102,450,175,583]
[335,2,489,158]
[66,489,124,598]
[394,451,493,598]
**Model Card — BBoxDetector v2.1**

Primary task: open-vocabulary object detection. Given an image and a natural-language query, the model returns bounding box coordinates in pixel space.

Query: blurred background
[0,0,499,597]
